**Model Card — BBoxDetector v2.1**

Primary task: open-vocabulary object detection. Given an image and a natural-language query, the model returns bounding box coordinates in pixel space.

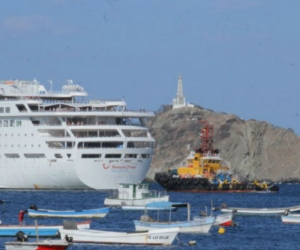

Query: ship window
[3,120,8,127]
[0,108,4,113]
[122,184,130,188]
[16,104,27,112]
[78,142,101,148]
[127,141,153,149]
[82,154,101,158]
[102,142,123,148]
[122,129,148,138]
[5,107,10,113]
[105,154,121,158]
[10,120,15,127]
[125,154,137,158]
[24,154,46,158]
[16,121,21,127]
[5,154,20,158]
[141,154,150,158]
[0,120,2,127]
[55,154,63,158]
[32,121,40,126]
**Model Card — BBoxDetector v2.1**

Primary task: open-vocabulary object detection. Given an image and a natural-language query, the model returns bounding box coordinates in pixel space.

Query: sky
[1,0,300,134]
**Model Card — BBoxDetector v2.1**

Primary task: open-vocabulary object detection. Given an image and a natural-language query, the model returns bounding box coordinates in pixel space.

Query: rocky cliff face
[146,105,300,182]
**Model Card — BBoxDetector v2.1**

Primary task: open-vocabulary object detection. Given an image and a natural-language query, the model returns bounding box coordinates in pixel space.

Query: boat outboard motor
[16,231,28,242]
[65,235,73,243]
[29,204,37,210]
[199,210,207,217]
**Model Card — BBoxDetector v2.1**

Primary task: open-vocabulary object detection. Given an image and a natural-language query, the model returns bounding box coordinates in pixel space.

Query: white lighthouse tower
[172,74,186,109]
[172,74,193,109]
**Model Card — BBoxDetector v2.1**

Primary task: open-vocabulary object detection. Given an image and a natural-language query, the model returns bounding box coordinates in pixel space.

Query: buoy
[188,240,196,246]
[218,227,225,234]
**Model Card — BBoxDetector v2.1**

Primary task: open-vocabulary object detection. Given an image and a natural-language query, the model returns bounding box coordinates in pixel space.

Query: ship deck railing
[47,146,152,149]
[30,109,154,114]
[106,190,168,199]
[32,123,148,127]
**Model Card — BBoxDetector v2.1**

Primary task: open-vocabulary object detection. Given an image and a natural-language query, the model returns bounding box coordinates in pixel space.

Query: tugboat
[155,120,279,192]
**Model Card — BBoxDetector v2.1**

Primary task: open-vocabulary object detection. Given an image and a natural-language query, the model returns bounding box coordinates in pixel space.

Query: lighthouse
[172,74,193,109]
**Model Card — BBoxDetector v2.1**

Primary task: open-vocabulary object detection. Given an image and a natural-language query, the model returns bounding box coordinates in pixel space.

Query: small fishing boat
[27,205,109,218]
[194,213,234,227]
[220,205,300,216]
[104,182,169,207]
[214,213,234,226]
[5,223,72,250]
[0,220,91,237]
[133,202,215,233]
[5,238,71,250]
[59,221,179,246]
[281,213,300,223]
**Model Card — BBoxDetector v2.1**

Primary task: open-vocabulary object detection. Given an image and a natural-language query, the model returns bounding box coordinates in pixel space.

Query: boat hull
[0,155,152,190]
[194,214,234,227]
[5,240,70,250]
[134,217,214,234]
[221,206,300,216]
[59,228,179,245]
[154,172,279,192]
[27,208,109,218]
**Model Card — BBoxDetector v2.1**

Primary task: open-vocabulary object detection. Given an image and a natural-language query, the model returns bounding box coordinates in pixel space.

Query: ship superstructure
[0,79,155,189]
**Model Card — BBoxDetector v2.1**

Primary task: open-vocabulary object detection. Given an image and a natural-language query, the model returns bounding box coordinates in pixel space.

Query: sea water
[0,183,299,250]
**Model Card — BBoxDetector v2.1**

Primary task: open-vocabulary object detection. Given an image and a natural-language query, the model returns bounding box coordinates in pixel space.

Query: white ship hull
[0,150,153,190]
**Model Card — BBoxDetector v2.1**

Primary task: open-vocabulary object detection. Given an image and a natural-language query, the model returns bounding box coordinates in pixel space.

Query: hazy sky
[1,0,300,134]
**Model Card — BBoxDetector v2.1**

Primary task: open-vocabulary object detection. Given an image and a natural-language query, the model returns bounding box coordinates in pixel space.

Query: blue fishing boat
[27,205,109,218]
[0,220,91,237]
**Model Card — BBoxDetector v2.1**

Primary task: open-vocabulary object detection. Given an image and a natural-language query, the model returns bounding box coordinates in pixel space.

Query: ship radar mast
[199,120,215,155]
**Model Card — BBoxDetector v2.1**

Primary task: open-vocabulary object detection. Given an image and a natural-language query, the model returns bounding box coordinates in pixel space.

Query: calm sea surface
[0,183,299,250]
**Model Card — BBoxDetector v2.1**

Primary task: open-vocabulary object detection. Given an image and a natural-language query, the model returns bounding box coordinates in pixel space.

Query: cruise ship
[0,79,155,190]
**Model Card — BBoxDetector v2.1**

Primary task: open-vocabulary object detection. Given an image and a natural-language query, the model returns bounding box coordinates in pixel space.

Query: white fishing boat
[214,213,234,226]
[59,227,179,245]
[194,213,234,227]
[221,205,300,216]
[134,202,215,233]
[104,183,169,207]
[0,79,155,190]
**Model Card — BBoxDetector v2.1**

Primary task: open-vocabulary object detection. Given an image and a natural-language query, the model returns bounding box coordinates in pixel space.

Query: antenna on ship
[48,80,53,93]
